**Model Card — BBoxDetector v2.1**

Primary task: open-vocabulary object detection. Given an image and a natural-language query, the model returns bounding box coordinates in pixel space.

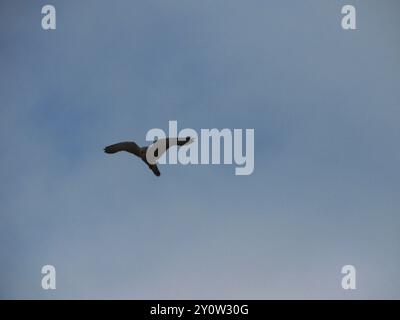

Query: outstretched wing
[104,141,141,157]
[146,137,194,164]
[148,164,161,177]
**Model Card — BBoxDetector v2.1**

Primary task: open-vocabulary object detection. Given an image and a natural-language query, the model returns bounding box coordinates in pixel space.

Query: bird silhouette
[104,137,194,176]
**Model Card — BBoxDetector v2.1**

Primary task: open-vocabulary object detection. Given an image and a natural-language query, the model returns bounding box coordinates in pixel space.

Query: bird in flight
[104,137,193,176]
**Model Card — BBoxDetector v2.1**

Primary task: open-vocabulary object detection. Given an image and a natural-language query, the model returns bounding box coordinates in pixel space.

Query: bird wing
[104,141,141,157]
[145,137,193,164]
[148,164,161,177]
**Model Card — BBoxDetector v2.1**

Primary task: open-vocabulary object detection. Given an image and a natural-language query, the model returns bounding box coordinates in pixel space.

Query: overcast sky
[1,0,399,299]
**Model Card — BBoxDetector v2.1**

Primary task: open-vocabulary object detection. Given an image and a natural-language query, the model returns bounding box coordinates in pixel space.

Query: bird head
[186,136,195,144]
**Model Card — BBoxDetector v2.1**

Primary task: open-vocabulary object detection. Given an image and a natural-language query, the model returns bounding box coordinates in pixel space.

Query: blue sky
[0,0,399,298]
